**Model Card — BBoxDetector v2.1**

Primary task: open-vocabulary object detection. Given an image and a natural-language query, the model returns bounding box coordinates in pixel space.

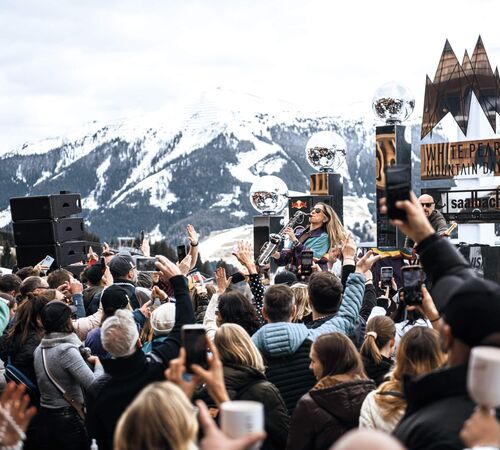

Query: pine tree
[0,241,14,269]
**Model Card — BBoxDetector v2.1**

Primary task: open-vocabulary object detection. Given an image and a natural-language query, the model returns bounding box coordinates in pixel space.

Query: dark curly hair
[217,291,260,336]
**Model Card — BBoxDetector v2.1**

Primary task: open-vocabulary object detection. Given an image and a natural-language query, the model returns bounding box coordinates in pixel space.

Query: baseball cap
[41,300,77,333]
[108,253,135,278]
[151,302,176,336]
[441,277,500,348]
[101,285,130,315]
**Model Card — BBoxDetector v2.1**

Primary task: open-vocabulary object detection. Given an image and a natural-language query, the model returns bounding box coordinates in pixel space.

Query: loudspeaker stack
[10,193,87,269]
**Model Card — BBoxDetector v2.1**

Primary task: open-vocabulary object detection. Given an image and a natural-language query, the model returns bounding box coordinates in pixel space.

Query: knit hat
[108,253,135,278]
[150,302,176,336]
[84,261,106,285]
[441,277,500,348]
[41,300,76,333]
[101,285,130,315]
[274,270,298,286]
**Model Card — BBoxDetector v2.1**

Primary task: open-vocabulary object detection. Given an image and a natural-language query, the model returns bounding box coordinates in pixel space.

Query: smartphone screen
[181,325,208,373]
[135,257,157,272]
[380,267,393,287]
[385,165,411,221]
[402,265,423,305]
[177,244,187,262]
[39,255,55,268]
[301,250,314,276]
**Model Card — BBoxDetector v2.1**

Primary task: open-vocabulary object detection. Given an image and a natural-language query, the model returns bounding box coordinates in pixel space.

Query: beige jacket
[359,389,404,434]
[72,303,103,341]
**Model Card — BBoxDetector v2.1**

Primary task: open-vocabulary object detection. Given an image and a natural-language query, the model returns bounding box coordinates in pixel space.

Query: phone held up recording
[401,265,424,306]
[380,266,393,288]
[177,244,187,262]
[181,325,208,374]
[300,250,314,276]
[135,257,157,272]
[385,165,411,221]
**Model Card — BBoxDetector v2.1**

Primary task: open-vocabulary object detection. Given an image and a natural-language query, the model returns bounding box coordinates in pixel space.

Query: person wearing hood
[252,250,379,414]
[197,323,289,450]
[287,332,375,450]
[34,300,104,450]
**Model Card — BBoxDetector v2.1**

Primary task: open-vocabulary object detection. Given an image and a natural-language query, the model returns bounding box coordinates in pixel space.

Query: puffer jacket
[287,376,375,450]
[0,328,42,384]
[198,363,289,450]
[253,323,315,415]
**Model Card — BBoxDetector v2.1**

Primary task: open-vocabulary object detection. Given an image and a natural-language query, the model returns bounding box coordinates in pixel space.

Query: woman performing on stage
[272,202,346,274]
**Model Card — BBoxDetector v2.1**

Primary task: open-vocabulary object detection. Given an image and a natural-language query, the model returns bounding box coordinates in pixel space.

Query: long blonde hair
[290,283,311,322]
[316,202,347,249]
[214,323,265,373]
[114,381,197,450]
[375,327,445,420]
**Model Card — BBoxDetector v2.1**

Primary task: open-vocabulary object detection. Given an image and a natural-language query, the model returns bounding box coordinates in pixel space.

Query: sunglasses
[311,207,325,214]
[420,202,434,208]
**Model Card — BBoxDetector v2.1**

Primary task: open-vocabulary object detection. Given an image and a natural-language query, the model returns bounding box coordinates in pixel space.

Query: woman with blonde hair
[359,326,446,433]
[273,202,347,274]
[114,381,198,450]
[199,323,289,450]
[360,316,396,386]
[290,283,312,323]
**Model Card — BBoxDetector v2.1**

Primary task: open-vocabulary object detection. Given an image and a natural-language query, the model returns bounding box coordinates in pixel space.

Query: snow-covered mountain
[0,88,424,249]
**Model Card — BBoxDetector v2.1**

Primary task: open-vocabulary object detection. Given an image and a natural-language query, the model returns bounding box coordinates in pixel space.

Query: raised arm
[152,255,195,365]
[308,251,381,340]
[186,224,200,271]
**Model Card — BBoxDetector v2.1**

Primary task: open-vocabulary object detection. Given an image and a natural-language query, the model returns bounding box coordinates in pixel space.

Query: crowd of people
[0,195,498,450]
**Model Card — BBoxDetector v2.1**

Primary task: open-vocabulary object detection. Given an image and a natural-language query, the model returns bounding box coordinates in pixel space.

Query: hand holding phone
[135,257,157,272]
[177,244,188,263]
[385,165,411,221]
[300,250,314,276]
[402,265,424,306]
[380,266,393,288]
[182,325,208,373]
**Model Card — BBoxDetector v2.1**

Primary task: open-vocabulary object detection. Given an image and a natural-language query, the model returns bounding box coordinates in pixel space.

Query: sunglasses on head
[420,202,434,208]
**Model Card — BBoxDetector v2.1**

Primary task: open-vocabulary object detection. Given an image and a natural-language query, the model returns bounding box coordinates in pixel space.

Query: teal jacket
[252,272,366,356]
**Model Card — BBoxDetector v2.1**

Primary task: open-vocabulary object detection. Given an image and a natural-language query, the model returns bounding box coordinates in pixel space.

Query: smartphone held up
[181,324,208,373]
[385,165,411,221]
[402,265,424,306]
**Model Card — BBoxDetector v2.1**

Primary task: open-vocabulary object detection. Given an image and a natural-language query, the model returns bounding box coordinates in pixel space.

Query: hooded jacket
[33,332,104,409]
[254,323,316,414]
[224,363,289,450]
[252,272,365,413]
[287,376,375,450]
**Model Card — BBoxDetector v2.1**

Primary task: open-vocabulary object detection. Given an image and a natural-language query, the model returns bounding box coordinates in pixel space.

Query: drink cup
[220,401,264,449]
[468,346,500,408]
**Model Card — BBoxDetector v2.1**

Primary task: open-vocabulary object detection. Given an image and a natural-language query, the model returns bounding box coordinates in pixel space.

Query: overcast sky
[1,0,499,152]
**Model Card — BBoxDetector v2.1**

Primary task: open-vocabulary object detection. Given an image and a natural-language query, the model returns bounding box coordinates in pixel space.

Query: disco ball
[305,131,347,173]
[249,176,289,215]
[372,82,415,124]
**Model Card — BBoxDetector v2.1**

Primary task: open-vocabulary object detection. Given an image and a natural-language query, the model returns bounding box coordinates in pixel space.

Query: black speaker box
[13,218,84,245]
[15,241,87,269]
[10,194,82,221]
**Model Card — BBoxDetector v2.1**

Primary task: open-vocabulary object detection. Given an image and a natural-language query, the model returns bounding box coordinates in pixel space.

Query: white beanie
[151,302,176,336]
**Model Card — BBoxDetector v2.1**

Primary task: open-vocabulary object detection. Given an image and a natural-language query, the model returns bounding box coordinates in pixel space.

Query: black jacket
[264,339,316,415]
[199,363,289,450]
[0,328,41,384]
[392,235,488,450]
[86,275,195,450]
[393,364,483,450]
[362,355,393,386]
[287,376,375,450]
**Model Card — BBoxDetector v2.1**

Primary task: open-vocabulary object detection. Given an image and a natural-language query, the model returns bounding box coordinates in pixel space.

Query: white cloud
[1,0,500,151]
